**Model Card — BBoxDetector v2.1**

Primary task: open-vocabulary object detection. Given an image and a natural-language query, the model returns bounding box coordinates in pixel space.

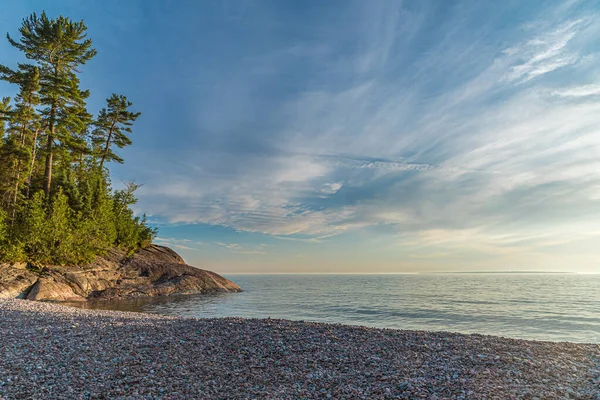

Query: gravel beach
[0,299,598,399]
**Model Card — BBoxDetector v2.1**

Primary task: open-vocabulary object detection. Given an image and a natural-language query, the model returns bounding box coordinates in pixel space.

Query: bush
[113,183,156,255]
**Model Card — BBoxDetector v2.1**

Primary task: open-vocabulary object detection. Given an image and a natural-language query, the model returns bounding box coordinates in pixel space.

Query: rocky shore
[0,299,599,399]
[0,245,241,301]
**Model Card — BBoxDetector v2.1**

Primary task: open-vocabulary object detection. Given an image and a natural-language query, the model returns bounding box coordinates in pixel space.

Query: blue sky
[1,0,600,273]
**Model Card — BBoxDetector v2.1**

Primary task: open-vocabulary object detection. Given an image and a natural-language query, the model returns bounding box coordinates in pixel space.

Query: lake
[66,273,600,343]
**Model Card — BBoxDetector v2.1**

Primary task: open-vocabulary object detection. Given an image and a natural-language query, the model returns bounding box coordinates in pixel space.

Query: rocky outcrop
[0,263,38,299]
[0,245,241,301]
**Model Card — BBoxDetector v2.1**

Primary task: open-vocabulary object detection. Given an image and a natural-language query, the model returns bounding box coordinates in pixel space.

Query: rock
[0,245,241,301]
[0,263,38,299]
[26,272,85,302]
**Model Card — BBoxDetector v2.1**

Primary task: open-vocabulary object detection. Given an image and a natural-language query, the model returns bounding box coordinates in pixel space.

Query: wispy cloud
[115,0,600,270]
[217,243,268,255]
[554,84,600,97]
[154,237,204,251]
[506,19,584,83]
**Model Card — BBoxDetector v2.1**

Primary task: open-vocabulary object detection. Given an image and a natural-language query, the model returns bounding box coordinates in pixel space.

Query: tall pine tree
[92,94,141,170]
[0,12,156,264]
[3,12,96,196]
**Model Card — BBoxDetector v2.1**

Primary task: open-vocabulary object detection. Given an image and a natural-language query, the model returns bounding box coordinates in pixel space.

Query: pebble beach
[0,299,599,400]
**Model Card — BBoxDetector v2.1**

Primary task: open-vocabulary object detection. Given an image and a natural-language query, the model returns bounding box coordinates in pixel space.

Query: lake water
[68,274,600,343]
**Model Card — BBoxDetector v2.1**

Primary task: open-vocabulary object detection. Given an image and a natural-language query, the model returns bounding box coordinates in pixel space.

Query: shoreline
[1,299,599,399]
[56,295,600,346]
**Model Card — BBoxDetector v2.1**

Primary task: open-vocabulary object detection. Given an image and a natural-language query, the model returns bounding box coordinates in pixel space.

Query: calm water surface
[67,274,600,343]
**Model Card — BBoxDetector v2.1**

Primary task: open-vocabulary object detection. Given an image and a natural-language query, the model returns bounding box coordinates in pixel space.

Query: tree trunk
[10,163,21,224]
[99,121,116,170]
[25,127,40,198]
[44,65,60,198]
[11,174,20,220]
[43,136,54,196]
[10,126,28,220]
[44,104,56,197]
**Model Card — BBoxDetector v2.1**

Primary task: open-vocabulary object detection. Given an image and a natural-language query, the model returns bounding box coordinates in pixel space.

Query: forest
[0,12,156,265]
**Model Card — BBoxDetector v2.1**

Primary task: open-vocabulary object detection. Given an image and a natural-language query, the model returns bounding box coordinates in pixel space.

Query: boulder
[26,272,85,302]
[0,263,38,299]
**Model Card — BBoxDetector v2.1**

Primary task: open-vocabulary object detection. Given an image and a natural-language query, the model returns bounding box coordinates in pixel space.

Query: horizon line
[218,271,597,275]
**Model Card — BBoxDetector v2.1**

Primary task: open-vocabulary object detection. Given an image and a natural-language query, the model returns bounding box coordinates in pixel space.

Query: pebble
[0,299,599,399]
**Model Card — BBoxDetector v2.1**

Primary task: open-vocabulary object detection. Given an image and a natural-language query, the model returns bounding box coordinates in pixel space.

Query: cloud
[553,84,600,97]
[320,182,343,195]
[154,237,204,251]
[126,0,600,264]
[217,243,268,255]
[506,19,584,83]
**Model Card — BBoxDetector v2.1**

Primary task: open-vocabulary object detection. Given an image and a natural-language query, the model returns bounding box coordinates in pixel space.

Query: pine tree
[0,12,156,265]
[0,123,26,212]
[73,175,117,259]
[0,97,11,135]
[47,189,75,263]
[3,12,97,196]
[0,97,13,210]
[19,191,48,264]
[3,67,41,216]
[112,182,156,253]
[92,94,141,170]
[0,208,7,245]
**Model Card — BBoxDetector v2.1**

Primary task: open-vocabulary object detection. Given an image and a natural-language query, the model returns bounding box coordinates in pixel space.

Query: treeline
[0,12,155,265]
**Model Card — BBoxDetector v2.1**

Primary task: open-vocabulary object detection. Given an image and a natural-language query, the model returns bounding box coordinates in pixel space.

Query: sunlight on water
[67,274,600,343]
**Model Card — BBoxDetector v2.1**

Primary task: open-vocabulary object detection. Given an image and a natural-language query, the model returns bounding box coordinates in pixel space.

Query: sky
[1,0,599,273]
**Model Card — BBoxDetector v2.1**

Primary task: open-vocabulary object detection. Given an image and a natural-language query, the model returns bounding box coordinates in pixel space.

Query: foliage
[0,12,156,265]
[113,183,157,254]
[0,208,7,245]
[92,94,141,169]
[4,11,97,196]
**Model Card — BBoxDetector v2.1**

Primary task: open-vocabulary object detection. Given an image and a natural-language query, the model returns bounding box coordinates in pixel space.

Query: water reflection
[62,291,234,314]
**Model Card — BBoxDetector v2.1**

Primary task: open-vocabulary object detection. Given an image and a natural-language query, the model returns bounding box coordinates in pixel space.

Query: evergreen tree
[0,12,156,266]
[72,175,117,258]
[92,94,140,170]
[0,208,7,245]
[46,189,75,264]
[0,97,13,209]
[0,123,26,212]
[2,12,97,196]
[2,66,41,216]
[19,191,48,264]
[113,182,156,253]
[0,97,11,135]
